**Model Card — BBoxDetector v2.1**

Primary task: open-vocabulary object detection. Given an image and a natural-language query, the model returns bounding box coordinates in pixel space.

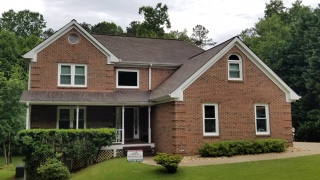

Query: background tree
[164,29,191,42]
[80,22,92,33]
[91,21,123,35]
[0,65,27,165]
[0,9,46,38]
[41,28,55,40]
[137,3,171,37]
[190,24,216,49]
[126,21,141,36]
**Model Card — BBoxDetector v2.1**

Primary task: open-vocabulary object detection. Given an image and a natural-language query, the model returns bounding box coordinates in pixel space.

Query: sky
[0,0,319,43]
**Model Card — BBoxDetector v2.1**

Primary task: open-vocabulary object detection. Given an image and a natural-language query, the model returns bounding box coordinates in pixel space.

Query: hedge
[199,139,287,157]
[16,128,116,179]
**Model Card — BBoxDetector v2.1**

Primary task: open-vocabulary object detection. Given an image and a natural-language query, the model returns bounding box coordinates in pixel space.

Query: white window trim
[228,54,243,81]
[203,103,219,136]
[56,106,87,129]
[58,63,87,87]
[255,104,270,135]
[116,69,139,89]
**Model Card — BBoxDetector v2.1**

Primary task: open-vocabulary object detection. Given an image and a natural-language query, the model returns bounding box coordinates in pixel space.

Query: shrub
[199,139,287,157]
[37,157,70,180]
[153,153,183,173]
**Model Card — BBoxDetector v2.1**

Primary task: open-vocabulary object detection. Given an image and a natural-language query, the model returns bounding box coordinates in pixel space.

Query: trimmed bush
[37,157,70,180]
[153,153,183,173]
[199,139,287,157]
[16,128,116,179]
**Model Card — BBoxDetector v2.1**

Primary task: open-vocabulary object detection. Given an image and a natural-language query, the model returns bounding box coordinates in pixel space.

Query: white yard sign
[127,150,143,162]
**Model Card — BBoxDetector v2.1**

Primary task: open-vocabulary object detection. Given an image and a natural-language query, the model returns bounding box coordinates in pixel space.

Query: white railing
[116,129,123,143]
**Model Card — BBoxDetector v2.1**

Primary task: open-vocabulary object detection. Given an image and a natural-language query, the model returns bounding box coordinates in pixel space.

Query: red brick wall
[151,68,176,89]
[153,45,293,155]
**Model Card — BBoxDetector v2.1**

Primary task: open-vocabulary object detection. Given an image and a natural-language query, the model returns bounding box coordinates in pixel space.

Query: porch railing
[116,129,123,143]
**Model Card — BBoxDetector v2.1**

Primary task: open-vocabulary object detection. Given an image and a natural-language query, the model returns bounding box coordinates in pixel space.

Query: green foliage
[190,24,216,48]
[0,9,46,38]
[137,3,171,37]
[91,21,123,35]
[164,29,191,42]
[37,157,70,180]
[199,139,287,157]
[16,128,116,179]
[153,153,183,173]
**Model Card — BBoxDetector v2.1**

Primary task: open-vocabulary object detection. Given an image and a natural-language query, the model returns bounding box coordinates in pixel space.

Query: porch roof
[20,90,151,105]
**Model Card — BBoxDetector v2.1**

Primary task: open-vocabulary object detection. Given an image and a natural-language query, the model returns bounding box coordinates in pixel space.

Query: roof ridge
[91,33,190,42]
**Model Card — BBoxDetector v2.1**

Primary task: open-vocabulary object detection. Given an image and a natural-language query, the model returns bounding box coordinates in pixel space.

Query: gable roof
[151,37,300,103]
[92,35,204,64]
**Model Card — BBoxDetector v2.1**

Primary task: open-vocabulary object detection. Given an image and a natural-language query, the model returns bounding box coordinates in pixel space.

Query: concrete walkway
[142,142,320,166]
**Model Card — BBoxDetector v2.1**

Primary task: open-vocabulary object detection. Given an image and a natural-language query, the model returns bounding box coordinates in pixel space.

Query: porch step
[123,146,154,157]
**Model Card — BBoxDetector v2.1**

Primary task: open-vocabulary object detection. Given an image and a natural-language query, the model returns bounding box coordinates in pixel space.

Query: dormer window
[228,54,242,80]
[116,69,139,88]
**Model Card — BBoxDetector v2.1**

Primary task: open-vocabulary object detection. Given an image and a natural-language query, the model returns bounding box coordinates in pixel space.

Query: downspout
[148,106,151,144]
[148,64,152,90]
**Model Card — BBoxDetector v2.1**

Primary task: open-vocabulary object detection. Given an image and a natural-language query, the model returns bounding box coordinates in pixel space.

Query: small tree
[37,156,70,180]
[190,24,216,49]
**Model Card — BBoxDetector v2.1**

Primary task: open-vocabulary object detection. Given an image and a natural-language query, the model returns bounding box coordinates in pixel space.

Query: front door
[116,107,139,140]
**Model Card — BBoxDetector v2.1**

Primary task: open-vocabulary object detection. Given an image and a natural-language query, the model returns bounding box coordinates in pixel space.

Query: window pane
[59,121,70,129]
[229,55,239,60]
[205,119,216,133]
[60,109,70,120]
[257,119,267,132]
[61,66,71,74]
[256,106,266,118]
[60,75,71,84]
[229,71,240,78]
[229,64,239,70]
[73,109,84,120]
[205,106,215,118]
[73,120,84,129]
[75,66,85,75]
[118,71,138,86]
[74,75,85,85]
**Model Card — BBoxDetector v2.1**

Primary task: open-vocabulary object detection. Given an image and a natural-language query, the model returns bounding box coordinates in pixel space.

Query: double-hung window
[228,54,242,80]
[116,69,139,88]
[57,107,86,129]
[255,104,270,135]
[58,64,87,87]
[203,103,219,136]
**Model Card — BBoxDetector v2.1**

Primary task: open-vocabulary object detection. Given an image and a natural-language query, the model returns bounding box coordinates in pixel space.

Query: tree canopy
[91,21,123,35]
[190,24,216,48]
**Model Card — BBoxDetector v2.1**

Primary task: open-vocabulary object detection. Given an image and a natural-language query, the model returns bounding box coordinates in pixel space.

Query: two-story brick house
[20,20,299,157]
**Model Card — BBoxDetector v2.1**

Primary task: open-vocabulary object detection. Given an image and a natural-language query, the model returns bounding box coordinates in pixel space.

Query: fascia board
[23,20,119,64]
[20,100,155,106]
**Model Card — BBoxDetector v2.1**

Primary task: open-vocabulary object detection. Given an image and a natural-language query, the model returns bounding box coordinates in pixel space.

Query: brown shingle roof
[92,35,204,64]
[20,90,151,104]
[150,37,235,99]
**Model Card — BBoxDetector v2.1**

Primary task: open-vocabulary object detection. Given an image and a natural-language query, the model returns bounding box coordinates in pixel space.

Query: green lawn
[70,155,320,180]
[0,156,24,180]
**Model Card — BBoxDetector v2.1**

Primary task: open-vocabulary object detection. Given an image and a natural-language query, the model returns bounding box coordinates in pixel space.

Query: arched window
[228,54,242,80]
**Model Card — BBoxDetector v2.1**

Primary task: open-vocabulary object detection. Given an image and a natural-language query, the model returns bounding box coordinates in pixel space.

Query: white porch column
[76,105,79,129]
[148,106,151,144]
[25,102,30,130]
[121,106,125,145]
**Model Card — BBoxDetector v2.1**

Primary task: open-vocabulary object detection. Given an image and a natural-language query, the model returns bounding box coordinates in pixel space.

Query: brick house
[20,20,299,156]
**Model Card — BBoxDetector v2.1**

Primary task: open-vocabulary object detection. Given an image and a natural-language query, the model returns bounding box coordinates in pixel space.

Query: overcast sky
[0,0,319,43]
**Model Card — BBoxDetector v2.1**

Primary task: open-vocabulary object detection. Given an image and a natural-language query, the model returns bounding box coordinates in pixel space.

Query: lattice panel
[116,149,125,157]
[95,150,114,162]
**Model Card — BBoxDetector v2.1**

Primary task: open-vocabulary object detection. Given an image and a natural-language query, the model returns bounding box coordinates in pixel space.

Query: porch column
[148,106,151,144]
[76,105,79,129]
[25,102,30,130]
[121,106,125,145]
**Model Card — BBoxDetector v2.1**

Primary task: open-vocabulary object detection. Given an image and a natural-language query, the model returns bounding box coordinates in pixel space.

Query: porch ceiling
[20,90,152,105]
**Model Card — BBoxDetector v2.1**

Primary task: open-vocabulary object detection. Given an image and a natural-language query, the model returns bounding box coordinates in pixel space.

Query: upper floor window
[255,104,270,135]
[228,54,242,80]
[203,103,219,136]
[58,64,87,87]
[116,69,139,88]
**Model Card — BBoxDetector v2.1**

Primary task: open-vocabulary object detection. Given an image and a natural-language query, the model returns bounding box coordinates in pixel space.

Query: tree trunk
[8,134,12,164]
[3,142,8,165]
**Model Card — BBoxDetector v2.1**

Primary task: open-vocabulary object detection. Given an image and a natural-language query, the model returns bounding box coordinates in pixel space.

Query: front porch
[25,104,154,157]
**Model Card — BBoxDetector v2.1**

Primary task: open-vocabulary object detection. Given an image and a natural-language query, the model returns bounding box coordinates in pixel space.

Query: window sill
[203,135,220,138]
[228,79,243,83]
[255,134,271,137]
[58,86,87,89]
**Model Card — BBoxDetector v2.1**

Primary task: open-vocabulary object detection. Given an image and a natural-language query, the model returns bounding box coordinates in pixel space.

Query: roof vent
[68,33,79,44]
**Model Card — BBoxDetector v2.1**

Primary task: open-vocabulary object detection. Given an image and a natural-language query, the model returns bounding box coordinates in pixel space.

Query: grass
[0,156,24,180]
[70,155,320,180]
